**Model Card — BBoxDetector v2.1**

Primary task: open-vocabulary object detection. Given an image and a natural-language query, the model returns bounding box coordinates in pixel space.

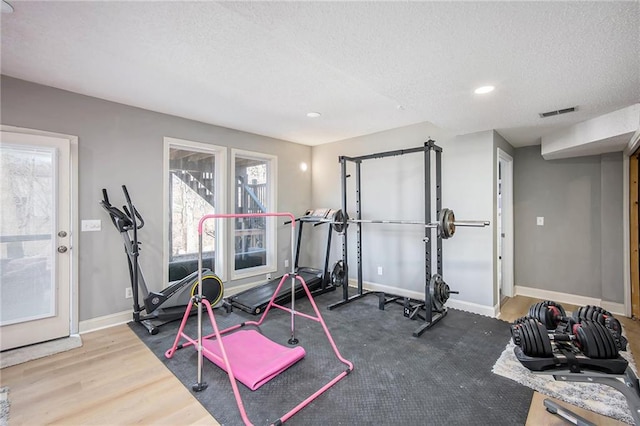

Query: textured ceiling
[1,1,639,147]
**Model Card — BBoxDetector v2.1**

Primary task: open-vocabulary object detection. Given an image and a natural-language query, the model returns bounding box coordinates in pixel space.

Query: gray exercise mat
[131,290,532,425]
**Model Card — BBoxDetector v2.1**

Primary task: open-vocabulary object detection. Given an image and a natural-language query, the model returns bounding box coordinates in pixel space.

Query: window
[164,138,226,282]
[231,149,277,279]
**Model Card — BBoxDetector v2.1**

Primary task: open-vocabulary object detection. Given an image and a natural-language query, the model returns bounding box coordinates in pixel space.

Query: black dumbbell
[511,317,619,359]
[574,305,628,351]
[528,301,572,330]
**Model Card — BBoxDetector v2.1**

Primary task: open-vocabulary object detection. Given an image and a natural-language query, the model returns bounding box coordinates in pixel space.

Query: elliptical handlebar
[99,187,144,231]
[122,185,145,229]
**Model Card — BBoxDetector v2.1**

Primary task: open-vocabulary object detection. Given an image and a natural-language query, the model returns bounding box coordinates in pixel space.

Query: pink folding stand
[165,212,354,426]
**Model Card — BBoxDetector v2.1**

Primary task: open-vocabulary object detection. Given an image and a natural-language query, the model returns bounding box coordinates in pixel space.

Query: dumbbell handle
[548,334,575,342]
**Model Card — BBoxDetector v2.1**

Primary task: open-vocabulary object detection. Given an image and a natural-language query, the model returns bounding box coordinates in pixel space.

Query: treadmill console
[301,208,332,222]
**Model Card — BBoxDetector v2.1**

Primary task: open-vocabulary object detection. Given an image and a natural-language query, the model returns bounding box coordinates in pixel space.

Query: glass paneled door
[0,131,71,351]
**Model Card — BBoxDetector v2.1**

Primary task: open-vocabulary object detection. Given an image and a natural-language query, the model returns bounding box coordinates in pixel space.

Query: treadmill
[227,209,337,314]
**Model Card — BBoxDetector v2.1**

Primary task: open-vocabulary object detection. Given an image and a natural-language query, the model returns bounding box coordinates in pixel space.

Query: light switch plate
[82,219,102,232]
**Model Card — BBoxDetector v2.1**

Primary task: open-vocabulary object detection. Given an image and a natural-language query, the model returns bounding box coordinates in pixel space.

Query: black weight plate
[576,324,598,358]
[588,320,610,358]
[528,302,542,323]
[514,322,527,352]
[536,303,550,328]
[526,320,541,357]
[535,320,553,357]
[520,319,535,356]
[529,318,547,357]
[585,306,596,321]
[574,306,587,321]
[594,312,604,325]
[590,320,609,358]
[593,321,618,359]
[603,324,619,358]
[593,306,612,317]
[582,306,596,321]
[581,321,605,359]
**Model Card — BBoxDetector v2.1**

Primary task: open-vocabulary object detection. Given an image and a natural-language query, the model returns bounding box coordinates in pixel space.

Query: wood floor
[0,325,217,425]
[0,296,637,425]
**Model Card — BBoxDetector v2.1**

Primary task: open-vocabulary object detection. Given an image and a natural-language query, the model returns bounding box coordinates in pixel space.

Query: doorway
[0,127,77,351]
[497,149,514,304]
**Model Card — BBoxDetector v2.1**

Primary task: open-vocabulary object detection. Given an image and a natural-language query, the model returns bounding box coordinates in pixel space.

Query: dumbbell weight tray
[515,346,628,375]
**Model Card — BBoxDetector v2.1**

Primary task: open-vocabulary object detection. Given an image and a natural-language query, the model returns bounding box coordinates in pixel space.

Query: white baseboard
[514,285,626,317]
[599,301,626,317]
[78,279,267,334]
[355,280,497,318]
[79,310,131,334]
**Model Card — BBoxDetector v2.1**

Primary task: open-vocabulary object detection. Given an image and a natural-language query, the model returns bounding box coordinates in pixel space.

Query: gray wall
[513,145,624,303]
[1,76,312,321]
[601,153,624,303]
[310,123,497,309]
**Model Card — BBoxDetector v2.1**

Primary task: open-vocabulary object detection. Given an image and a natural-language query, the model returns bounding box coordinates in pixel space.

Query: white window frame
[230,149,277,280]
[163,137,227,283]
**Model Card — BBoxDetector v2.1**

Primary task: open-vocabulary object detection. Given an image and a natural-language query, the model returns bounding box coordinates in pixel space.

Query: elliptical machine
[100,185,226,335]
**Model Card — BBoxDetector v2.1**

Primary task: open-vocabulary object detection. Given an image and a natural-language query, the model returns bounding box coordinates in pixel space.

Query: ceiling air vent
[539,106,578,118]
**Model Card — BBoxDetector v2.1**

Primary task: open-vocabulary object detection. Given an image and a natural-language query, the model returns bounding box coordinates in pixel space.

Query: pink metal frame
[165,212,354,426]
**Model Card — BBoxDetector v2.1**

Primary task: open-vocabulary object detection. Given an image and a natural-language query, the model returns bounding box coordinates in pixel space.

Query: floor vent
[539,106,578,118]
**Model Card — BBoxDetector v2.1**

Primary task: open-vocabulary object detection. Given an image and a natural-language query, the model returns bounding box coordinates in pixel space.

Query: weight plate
[510,324,522,346]
[331,260,346,287]
[528,302,542,322]
[538,320,553,357]
[520,319,535,356]
[592,321,617,359]
[332,209,349,233]
[588,320,608,358]
[438,208,456,239]
[527,319,543,357]
[576,324,597,358]
[574,306,587,322]
[580,321,605,359]
[429,274,451,311]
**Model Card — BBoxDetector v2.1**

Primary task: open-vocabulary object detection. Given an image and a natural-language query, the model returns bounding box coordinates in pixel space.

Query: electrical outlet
[377,266,383,275]
[284,259,289,268]
[266,273,272,280]
[536,216,544,226]
[125,288,133,299]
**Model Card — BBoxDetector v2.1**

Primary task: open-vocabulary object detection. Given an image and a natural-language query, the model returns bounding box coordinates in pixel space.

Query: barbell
[325,208,489,239]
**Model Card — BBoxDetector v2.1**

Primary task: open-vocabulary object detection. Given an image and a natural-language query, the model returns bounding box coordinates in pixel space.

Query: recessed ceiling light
[2,0,14,13]
[474,86,495,94]
[306,112,321,118]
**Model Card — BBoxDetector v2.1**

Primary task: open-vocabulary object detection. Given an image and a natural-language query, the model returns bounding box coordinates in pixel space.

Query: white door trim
[497,148,514,299]
[1,125,79,335]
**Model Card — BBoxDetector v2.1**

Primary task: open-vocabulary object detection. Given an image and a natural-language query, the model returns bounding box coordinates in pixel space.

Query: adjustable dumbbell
[528,301,572,330]
[511,317,620,359]
[574,305,628,351]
